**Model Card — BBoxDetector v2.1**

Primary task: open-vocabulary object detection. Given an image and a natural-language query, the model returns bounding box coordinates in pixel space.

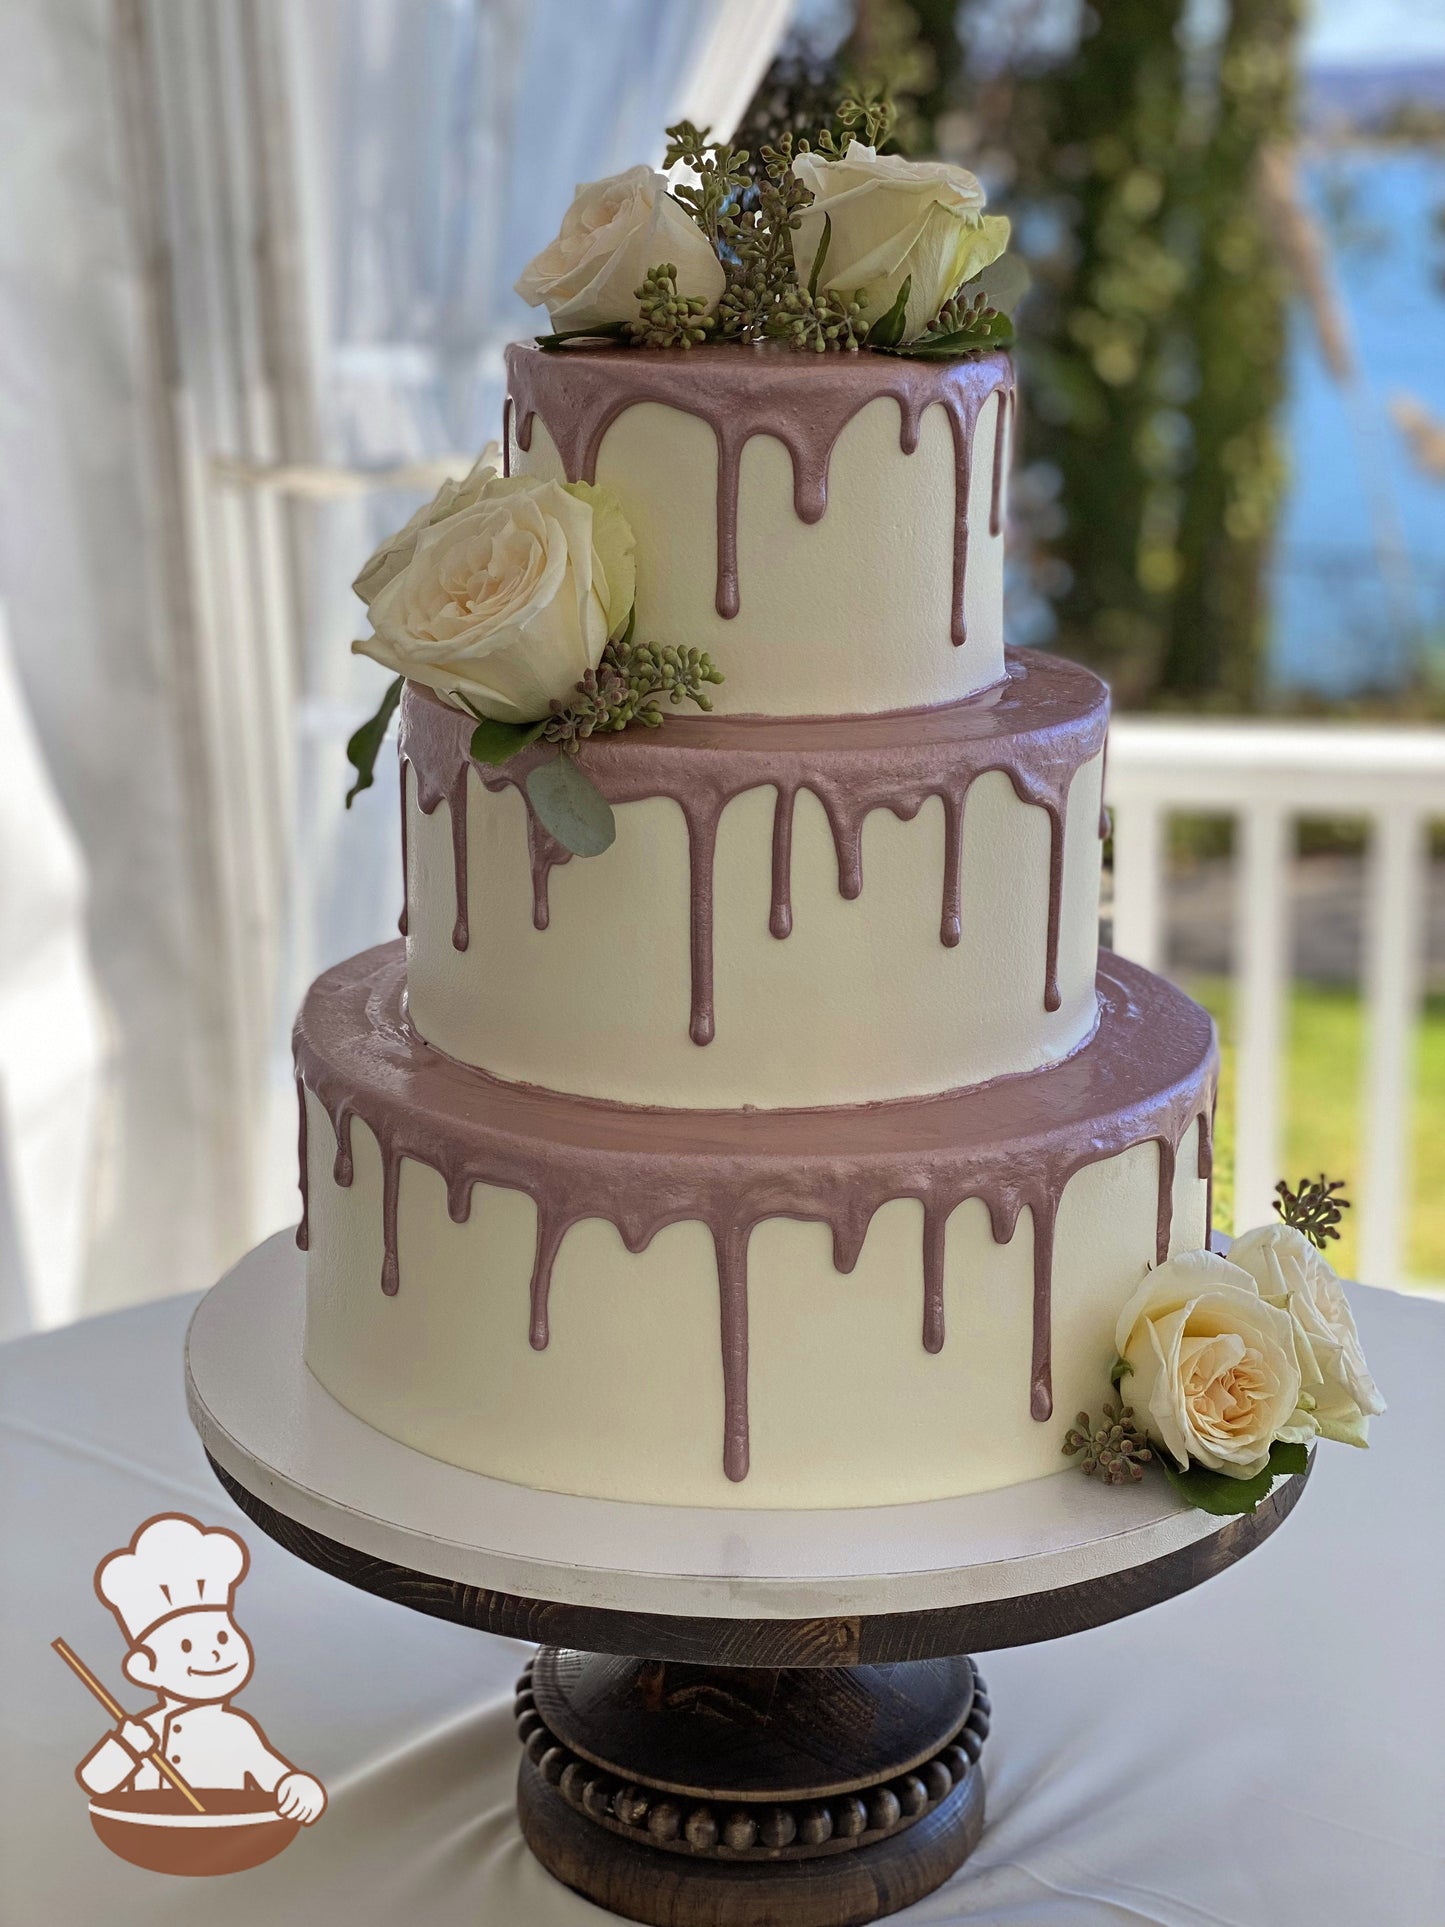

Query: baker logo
[52,1512,326,1876]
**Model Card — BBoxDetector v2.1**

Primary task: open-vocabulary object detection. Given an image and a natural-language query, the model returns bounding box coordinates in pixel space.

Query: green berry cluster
[542,639,724,750]
[923,290,1001,342]
[659,94,893,354]
[770,281,867,353]
[623,265,716,350]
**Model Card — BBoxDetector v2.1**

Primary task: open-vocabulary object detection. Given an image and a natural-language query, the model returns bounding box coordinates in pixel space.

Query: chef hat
[95,1513,250,1647]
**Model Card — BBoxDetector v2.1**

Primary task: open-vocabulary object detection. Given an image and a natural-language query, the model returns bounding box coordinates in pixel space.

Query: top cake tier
[505,342,1012,717]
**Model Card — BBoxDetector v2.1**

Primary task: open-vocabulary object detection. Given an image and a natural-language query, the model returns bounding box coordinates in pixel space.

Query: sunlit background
[1,0,1442,1334]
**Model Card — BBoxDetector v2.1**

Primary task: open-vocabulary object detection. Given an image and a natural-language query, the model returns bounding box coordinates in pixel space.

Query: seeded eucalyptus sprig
[1274,1175,1351,1250]
[624,265,715,349]
[1062,1403,1153,1484]
[768,279,868,353]
[810,85,898,157]
[541,638,723,749]
[662,121,751,256]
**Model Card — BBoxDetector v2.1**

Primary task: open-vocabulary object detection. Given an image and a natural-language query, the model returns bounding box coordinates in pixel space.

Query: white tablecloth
[1,1282,1440,1927]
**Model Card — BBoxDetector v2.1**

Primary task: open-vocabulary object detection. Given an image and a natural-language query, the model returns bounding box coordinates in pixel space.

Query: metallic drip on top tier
[294,948,1217,1482]
[397,649,1109,1030]
[504,343,1014,647]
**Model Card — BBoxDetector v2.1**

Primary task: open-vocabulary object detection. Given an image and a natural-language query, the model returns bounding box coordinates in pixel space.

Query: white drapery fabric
[0,0,793,1328]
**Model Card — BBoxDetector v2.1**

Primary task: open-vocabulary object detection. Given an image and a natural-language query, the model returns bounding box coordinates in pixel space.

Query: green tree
[1159,0,1300,704]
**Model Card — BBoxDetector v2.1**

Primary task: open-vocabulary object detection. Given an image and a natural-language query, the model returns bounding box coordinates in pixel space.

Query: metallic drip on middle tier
[396,651,1109,1034]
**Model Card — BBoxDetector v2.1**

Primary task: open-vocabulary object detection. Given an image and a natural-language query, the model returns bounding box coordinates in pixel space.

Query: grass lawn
[1184,975,1445,1289]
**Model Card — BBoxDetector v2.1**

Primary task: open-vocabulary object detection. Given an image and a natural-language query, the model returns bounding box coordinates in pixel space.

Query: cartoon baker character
[73,1514,326,1825]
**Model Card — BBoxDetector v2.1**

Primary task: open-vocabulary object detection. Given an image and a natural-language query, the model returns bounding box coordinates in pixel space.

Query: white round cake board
[186,1232,1285,1621]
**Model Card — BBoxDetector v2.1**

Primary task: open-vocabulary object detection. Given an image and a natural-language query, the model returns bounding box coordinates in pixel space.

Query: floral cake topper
[515,90,1024,358]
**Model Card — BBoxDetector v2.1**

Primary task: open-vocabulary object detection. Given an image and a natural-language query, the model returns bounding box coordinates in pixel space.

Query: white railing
[1107,717,1445,1282]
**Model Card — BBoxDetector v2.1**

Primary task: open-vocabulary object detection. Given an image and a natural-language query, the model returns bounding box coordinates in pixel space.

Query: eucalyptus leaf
[344,675,403,807]
[467,716,548,766]
[880,312,1017,360]
[867,274,912,349]
[963,252,1031,317]
[525,753,617,858]
[808,213,832,300]
[535,321,630,351]
[1159,1439,1310,1517]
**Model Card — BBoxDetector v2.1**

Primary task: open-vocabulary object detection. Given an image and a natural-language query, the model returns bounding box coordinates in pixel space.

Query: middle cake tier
[400,645,1108,1108]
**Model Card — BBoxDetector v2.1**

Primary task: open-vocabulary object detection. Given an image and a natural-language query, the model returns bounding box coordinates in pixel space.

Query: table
[1,1281,1440,1925]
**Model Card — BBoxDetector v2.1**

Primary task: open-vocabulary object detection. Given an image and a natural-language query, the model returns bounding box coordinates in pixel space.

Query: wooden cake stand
[186,1235,1310,1927]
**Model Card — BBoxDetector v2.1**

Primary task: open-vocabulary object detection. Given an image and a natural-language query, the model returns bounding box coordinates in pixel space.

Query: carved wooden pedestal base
[512,1649,989,1927]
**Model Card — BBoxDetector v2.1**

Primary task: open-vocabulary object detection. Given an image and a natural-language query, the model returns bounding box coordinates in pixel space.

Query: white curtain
[0,0,793,1328]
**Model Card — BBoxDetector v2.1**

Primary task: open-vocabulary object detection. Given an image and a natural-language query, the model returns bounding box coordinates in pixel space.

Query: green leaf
[525,754,617,858]
[1109,1355,1133,1390]
[534,321,630,350]
[964,253,1031,316]
[882,312,1017,360]
[467,716,547,766]
[344,675,403,807]
[808,213,832,299]
[867,274,912,349]
[1158,1439,1310,1517]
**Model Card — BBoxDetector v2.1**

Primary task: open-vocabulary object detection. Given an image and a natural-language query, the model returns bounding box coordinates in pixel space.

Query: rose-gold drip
[523,814,571,931]
[397,764,410,937]
[1027,1193,1059,1420]
[940,793,964,947]
[529,1219,567,1350]
[1043,805,1065,1013]
[505,344,1012,651]
[380,1153,400,1296]
[685,801,719,1046]
[295,945,1217,1480]
[988,387,1012,540]
[295,1078,309,1250]
[769,786,796,939]
[332,1107,355,1187]
[921,1204,948,1353]
[400,649,1109,1047]
[397,752,471,952]
[714,1223,751,1481]
[1155,1135,1177,1267]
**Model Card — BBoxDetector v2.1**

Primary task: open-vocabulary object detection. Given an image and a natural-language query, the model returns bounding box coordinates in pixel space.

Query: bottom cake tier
[295,944,1216,1510]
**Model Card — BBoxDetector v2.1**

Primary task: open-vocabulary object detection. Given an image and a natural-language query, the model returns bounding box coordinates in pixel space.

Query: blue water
[1270,148,1445,695]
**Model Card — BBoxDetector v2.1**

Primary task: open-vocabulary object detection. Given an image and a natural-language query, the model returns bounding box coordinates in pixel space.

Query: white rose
[352,443,503,609]
[791,142,1011,345]
[353,471,635,725]
[1228,1223,1385,1448]
[1115,1249,1313,1480]
[514,165,725,335]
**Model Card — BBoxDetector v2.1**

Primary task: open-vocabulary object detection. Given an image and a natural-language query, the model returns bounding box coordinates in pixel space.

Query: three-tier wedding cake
[292,120,1221,1513]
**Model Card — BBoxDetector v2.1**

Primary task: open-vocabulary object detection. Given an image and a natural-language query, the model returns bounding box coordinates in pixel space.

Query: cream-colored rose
[1228,1223,1385,1448]
[353,472,635,725]
[1115,1249,1313,1479]
[352,444,503,610]
[515,165,724,334]
[791,142,1011,345]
